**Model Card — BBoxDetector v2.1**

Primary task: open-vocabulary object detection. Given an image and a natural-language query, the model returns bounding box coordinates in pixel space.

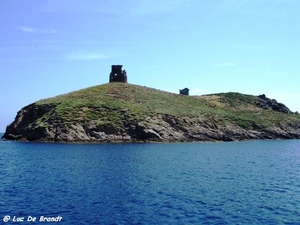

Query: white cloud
[64,53,110,61]
[189,88,209,95]
[0,57,60,63]
[214,62,237,67]
[217,0,247,14]
[18,26,57,34]
[213,0,297,19]
[132,0,194,15]
[42,0,131,15]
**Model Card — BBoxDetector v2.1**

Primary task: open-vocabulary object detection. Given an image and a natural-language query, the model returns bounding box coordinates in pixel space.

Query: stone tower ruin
[109,65,127,83]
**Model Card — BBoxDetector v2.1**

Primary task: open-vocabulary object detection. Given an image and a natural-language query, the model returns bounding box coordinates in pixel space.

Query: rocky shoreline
[2,103,300,143]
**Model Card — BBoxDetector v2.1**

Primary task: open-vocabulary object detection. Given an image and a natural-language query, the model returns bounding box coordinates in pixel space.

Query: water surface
[1,140,300,224]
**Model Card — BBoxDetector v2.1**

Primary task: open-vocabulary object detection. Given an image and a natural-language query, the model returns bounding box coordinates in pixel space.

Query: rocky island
[2,83,300,142]
[2,65,300,142]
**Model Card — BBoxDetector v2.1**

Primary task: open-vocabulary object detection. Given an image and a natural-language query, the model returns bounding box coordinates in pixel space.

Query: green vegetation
[36,83,299,130]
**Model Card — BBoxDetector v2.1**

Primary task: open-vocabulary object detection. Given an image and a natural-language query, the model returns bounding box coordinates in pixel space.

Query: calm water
[0,138,300,225]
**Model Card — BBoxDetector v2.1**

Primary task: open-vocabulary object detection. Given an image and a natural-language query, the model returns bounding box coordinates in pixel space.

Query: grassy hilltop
[36,82,298,131]
[3,82,300,142]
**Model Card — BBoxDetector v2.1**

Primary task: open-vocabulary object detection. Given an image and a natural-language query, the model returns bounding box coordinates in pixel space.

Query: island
[2,66,300,143]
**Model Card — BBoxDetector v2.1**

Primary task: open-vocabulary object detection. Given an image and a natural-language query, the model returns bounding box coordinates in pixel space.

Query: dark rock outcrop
[255,94,291,114]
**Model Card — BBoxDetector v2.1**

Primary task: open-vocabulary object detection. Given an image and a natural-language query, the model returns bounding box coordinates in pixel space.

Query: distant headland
[2,65,300,143]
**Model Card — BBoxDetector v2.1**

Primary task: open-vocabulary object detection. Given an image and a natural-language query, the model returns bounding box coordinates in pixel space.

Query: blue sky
[0,0,299,132]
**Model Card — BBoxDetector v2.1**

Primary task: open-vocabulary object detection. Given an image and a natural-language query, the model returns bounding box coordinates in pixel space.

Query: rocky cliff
[2,83,300,142]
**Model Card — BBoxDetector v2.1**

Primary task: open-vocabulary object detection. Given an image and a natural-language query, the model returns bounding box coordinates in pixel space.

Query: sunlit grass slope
[36,83,300,130]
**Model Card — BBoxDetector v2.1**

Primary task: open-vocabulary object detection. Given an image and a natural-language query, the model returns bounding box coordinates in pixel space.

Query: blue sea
[1,137,300,225]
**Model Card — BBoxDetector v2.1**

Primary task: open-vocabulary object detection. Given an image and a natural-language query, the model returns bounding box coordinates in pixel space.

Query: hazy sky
[0,0,299,131]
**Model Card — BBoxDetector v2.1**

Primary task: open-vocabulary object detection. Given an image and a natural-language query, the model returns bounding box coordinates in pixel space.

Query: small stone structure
[179,88,189,95]
[109,65,127,83]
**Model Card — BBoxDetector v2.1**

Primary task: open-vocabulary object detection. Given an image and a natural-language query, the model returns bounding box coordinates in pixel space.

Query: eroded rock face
[2,103,54,141]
